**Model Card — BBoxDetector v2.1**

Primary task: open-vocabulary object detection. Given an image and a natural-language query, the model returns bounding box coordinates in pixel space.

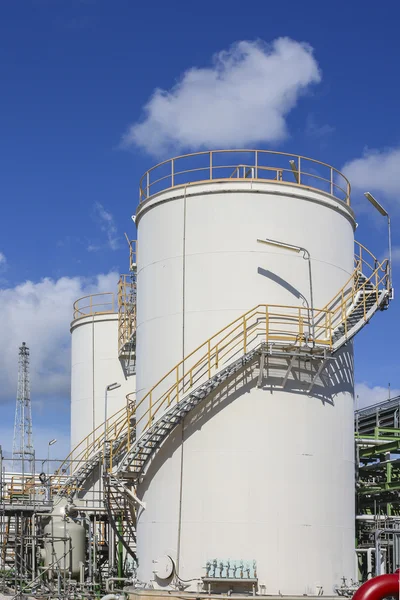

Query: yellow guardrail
[73,292,116,320]
[118,274,136,354]
[57,241,389,488]
[138,149,351,206]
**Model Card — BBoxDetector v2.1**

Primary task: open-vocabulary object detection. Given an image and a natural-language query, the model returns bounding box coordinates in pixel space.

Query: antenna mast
[12,343,34,473]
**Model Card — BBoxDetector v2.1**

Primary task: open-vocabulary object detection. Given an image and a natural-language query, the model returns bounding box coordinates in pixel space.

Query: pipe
[356,439,392,445]
[354,516,400,521]
[106,577,131,592]
[353,572,400,600]
[356,549,375,580]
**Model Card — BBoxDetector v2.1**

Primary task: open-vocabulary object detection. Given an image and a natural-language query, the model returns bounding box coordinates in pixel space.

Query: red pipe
[353,573,400,600]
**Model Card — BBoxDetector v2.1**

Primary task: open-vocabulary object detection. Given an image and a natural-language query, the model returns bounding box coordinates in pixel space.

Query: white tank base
[127,587,347,599]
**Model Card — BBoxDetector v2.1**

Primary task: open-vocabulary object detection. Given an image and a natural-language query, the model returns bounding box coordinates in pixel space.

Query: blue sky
[0,0,399,461]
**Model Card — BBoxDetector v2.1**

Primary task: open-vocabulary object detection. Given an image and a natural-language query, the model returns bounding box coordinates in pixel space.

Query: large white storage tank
[70,293,135,503]
[134,151,356,595]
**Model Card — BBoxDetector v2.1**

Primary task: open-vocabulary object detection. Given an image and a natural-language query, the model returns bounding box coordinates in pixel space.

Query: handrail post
[127,409,131,453]
[330,167,333,196]
[176,366,179,403]
[363,287,367,320]
[215,343,219,369]
[171,158,175,188]
[146,171,150,199]
[149,391,152,422]
[255,150,258,179]
[209,151,213,180]
[265,306,269,344]
[298,156,301,185]
[341,290,346,330]
[207,340,211,378]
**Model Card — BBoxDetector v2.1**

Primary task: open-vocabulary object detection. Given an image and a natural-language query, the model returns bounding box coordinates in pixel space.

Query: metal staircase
[115,348,260,478]
[332,271,389,348]
[53,241,391,502]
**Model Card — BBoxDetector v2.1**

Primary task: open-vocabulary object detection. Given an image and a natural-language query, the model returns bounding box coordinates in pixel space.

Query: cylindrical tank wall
[135,180,356,595]
[70,313,135,450]
[70,313,135,500]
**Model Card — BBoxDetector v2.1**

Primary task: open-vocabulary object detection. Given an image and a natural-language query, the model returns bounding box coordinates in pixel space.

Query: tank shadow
[138,344,354,498]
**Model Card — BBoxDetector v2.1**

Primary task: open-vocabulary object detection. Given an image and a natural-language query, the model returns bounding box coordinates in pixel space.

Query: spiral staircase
[52,241,391,557]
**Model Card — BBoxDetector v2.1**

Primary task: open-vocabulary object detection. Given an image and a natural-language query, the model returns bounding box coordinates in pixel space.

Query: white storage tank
[134,151,356,595]
[70,293,135,503]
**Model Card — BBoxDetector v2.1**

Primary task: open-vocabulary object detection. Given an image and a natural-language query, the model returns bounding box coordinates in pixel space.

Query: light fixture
[104,383,122,453]
[257,238,301,253]
[257,237,314,344]
[106,382,121,392]
[364,192,392,290]
[289,159,299,184]
[364,192,388,217]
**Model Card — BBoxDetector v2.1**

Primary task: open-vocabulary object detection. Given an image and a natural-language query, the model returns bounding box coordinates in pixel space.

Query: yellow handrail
[118,274,136,353]
[138,149,351,206]
[57,241,389,490]
[73,292,116,320]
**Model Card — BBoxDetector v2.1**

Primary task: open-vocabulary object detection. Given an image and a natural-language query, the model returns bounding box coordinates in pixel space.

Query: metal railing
[118,274,136,354]
[138,149,351,206]
[73,292,116,320]
[118,239,137,356]
[313,242,389,339]
[54,241,389,490]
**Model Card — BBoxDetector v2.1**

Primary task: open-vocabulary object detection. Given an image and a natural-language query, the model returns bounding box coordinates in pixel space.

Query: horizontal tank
[134,151,356,595]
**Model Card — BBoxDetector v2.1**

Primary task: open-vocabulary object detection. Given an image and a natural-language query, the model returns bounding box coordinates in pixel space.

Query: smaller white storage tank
[43,502,86,579]
[70,293,135,453]
[69,292,136,505]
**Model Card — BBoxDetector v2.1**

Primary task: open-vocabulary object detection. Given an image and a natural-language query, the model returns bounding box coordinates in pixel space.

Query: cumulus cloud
[92,203,120,251]
[0,271,119,403]
[355,382,400,410]
[0,252,7,268]
[343,147,400,200]
[122,37,321,157]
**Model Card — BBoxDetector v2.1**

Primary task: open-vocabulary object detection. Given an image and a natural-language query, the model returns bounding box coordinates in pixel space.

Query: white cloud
[0,271,119,403]
[122,37,321,157]
[355,382,400,410]
[343,147,400,199]
[0,252,7,268]
[93,203,119,250]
